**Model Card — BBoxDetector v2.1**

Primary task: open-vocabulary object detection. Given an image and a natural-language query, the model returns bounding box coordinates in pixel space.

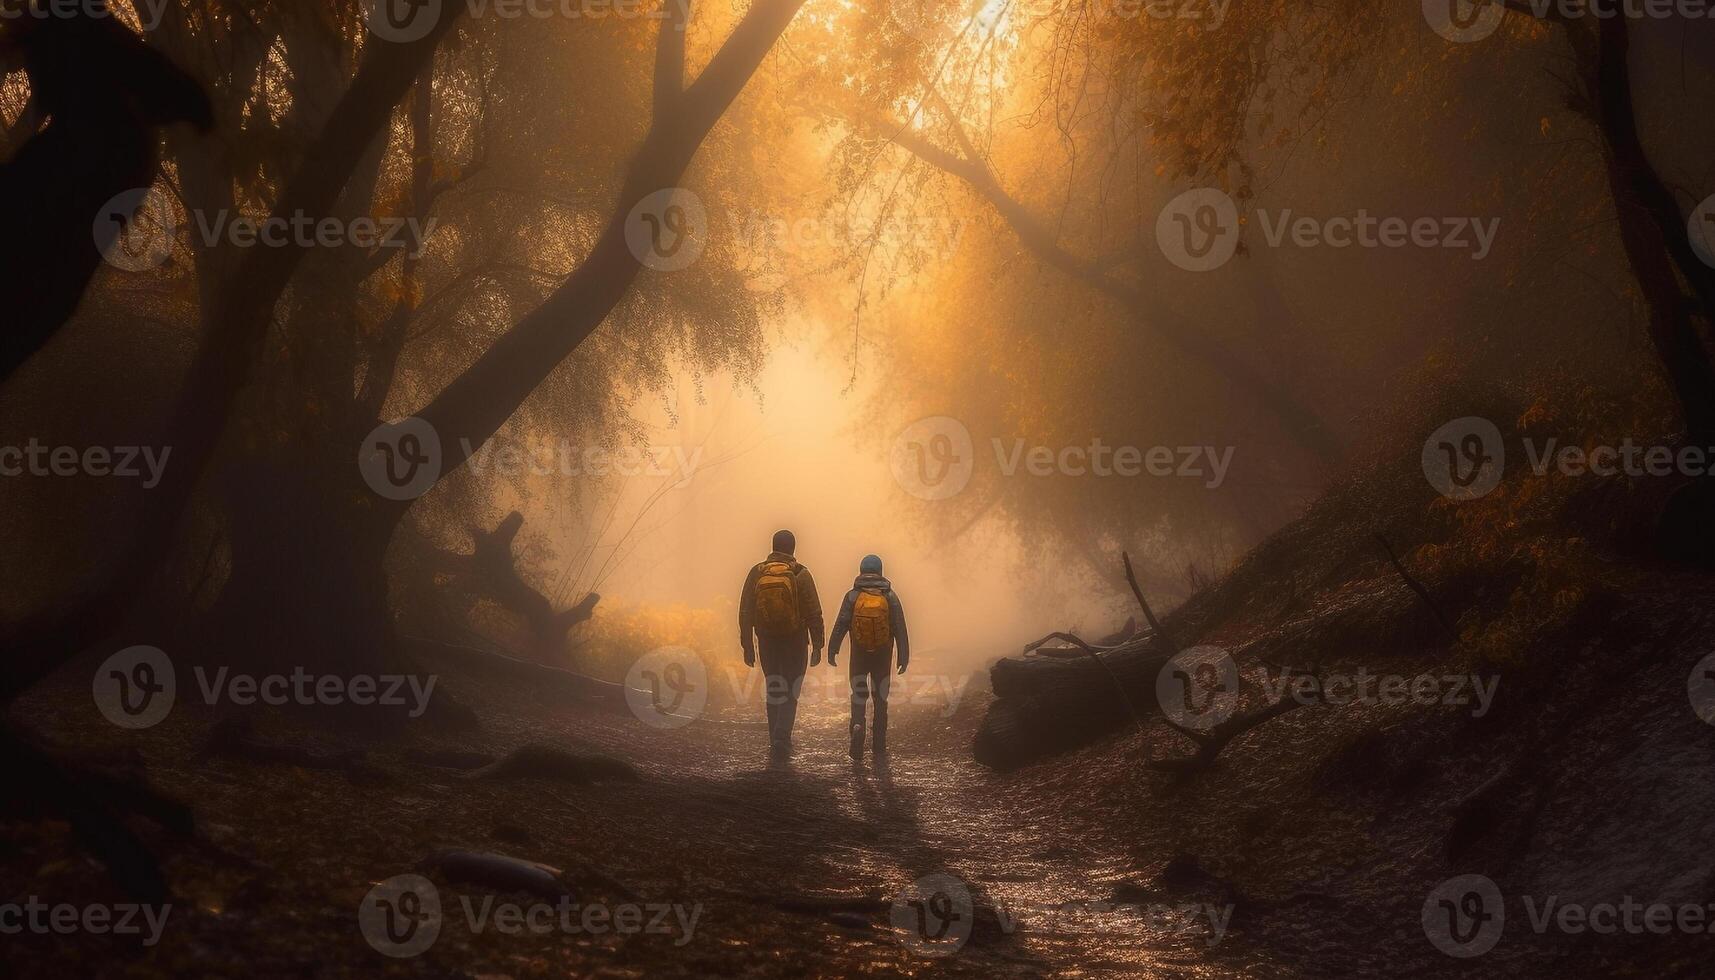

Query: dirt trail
[4,648,1291,978]
[469,655,1280,978]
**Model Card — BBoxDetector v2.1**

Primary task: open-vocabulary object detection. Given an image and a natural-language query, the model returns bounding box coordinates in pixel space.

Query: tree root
[3,723,192,902]
[201,716,380,779]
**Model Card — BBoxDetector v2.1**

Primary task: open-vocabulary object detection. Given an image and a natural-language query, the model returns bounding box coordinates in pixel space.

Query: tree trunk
[1581,16,1715,445]
[1572,15,1715,563]
[187,0,807,695]
[206,455,398,678]
[0,20,464,705]
[413,0,808,472]
[3,2,808,705]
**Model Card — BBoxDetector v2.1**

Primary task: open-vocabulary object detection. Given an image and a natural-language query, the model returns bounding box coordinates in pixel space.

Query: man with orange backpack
[738,529,825,753]
[829,554,909,761]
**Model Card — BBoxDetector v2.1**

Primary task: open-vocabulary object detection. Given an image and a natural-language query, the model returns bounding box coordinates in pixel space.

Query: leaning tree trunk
[209,0,805,684]
[2,1,809,705]
[412,0,808,471]
[196,1,807,698]
[1578,15,1715,445]
[1569,14,1715,563]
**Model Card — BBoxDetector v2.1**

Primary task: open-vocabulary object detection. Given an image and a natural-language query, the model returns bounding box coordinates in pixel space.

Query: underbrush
[568,599,737,682]
[1166,369,1687,679]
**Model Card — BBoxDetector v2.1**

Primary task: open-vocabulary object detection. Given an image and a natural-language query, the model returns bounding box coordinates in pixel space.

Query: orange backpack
[850,590,892,650]
[753,561,802,635]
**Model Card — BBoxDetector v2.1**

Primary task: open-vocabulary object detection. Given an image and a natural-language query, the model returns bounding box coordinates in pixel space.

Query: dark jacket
[738,552,825,652]
[829,572,909,664]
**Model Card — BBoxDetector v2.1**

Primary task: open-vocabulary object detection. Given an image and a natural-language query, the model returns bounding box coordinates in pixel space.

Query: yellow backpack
[850,590,892,650]
[753,561,801,635]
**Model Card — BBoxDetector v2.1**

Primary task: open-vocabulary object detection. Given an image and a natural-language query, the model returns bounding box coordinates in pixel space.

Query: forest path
[479,656,1271,977]
[3,647,1284,978]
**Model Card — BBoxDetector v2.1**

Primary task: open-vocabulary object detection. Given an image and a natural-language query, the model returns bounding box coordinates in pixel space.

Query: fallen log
[990,635,1170,701]
[1021,631,1122,656]
[1097,615,1138,647]
[977,634,1176,771]
[461,744,640,784]
[976,550,1247,770]
[974,695,1121,769]
[424,850,572,899]
[974,542,1438,772]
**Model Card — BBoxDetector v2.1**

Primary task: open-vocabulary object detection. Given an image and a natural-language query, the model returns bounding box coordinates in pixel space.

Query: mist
[7,2,1715,977]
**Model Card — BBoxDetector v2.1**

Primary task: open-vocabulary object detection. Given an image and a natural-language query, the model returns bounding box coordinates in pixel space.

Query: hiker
[829,554,909,761]
[738,529,825,752]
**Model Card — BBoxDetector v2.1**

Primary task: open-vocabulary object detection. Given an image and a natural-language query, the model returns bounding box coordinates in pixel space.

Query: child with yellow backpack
[828,554,909,761]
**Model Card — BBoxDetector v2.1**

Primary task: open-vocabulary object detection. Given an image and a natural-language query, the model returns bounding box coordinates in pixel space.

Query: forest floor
[5,562,1714,978]
[3,643,1282,979]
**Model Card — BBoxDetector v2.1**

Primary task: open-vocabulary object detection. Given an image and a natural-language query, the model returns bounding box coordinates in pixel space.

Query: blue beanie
[860,554,883,574]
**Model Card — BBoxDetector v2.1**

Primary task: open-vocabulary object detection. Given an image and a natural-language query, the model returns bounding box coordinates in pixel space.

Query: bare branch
[1022,632,1120,657]
[1150,690,1314,774]
[865,106,1342,464]
[1121,551,1175,652]
[1374,533,1458,642]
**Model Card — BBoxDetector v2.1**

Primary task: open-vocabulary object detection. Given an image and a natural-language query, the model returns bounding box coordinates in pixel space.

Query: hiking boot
[849,724,864,760]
